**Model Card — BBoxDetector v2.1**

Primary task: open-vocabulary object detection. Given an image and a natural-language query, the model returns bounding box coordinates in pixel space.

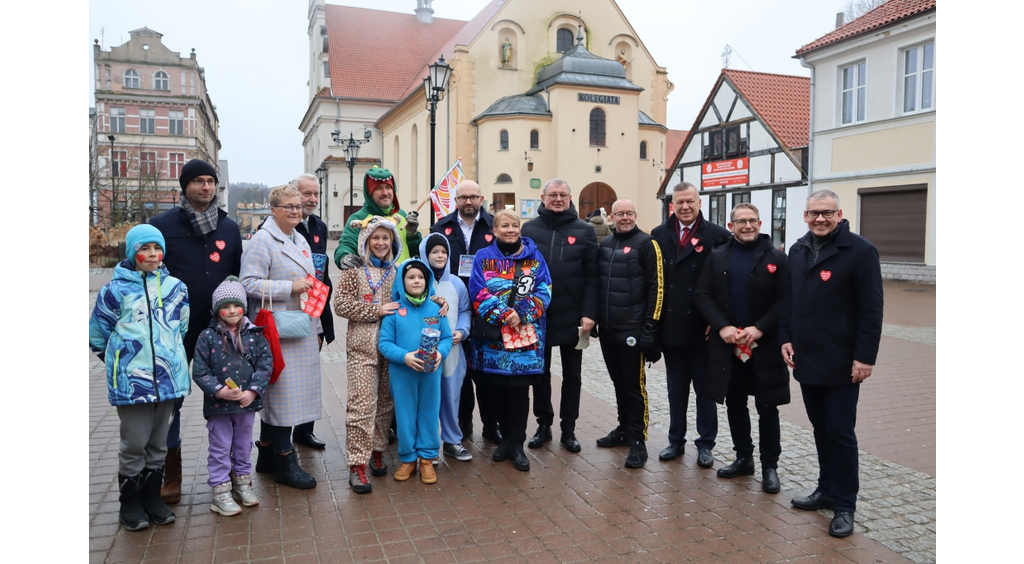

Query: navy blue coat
[779,220,883,386]
[431,208,495,289]
[150,207,243,361]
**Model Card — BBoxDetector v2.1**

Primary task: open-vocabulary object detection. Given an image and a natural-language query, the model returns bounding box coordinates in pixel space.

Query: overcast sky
[88,0,845,186]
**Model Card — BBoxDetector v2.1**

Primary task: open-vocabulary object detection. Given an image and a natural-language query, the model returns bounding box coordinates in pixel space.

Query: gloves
[338,253,364,271]
[405,211,420,233]
[638,323,661,364]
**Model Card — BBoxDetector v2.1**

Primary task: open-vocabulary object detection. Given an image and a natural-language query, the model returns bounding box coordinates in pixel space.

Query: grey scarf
[181,195,220,236]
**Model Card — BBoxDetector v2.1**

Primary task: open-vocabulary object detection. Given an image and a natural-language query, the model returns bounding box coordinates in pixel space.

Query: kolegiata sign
[578,93,620,105]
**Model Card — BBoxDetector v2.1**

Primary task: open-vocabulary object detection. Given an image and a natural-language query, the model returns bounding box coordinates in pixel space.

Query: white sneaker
[211,482,242,516]
[231,474,259,507]
[443,442,473,461]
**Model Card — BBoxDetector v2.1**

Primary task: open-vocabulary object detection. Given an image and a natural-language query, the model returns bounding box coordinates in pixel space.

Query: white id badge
[458,254,475,277]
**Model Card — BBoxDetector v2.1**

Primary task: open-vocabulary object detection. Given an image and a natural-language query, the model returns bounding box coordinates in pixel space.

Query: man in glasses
[779,189,883,538]
[594,199,664,468]
[149,159,243,504]
[694,203,790,495]
[429,180,500,444]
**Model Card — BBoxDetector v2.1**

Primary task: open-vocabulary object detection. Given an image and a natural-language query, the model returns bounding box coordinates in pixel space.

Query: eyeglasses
[455,195,481,202]
[731,218,760,226]
[544,193,570,200]
[611,211,636,218]
[189,178,217,187]
[274,205,302,212]
[805,209,839,219]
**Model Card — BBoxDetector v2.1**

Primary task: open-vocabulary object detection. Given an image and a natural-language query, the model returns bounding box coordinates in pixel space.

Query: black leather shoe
[482,426,503,445]
[716,457,754,478]
[658,443,684,461]
[762,468,780,493]
[624,441,648,469]
[293,432,326,449]
[511,443,530,472]
[697,448,714,468]
[560,433,581,453]
[596,426,628,448]
[791,490,834,511]
[528,425,552,449]
[829,511,854,538]
[492,441,510,462]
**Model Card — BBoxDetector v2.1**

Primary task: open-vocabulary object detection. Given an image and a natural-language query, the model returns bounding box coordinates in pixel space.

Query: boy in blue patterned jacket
[89,225,191,532]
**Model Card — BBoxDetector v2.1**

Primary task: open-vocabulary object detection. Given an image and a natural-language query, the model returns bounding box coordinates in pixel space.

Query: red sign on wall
[702,157,749,189]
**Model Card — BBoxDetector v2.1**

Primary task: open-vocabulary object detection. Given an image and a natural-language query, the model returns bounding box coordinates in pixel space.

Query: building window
[124,69,140,89]
[499,130,509,150]
[772,189,786,250]
[154,71,169,90]
[530,129,539,149]
[496,173,512,184]
[169,110,184,135]
[169,153,185,178]
[734,192,751,205]
[111,150,127,177]
[903,42,934,113]
[709,194,726,226]
[556,28,574,53]
[725,126,744,156]
[589,107,606,146]
[639,141,647,160]
[110,107,125,133]
[139,109,156,134]
[323,61,330,79]
[841,62,866,124]
[141,152,158,177]
[706,130,724,160]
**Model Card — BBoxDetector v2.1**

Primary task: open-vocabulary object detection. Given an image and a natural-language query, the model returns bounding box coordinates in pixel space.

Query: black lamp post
[108,134,116,224]
[315,165,326,218]
[333,128,371,223]
[423,55,452,227]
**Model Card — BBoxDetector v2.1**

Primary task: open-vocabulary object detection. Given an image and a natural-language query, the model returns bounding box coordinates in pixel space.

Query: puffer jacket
[334,171,421,267]
[89,260,192,406]
[192,317,273,418]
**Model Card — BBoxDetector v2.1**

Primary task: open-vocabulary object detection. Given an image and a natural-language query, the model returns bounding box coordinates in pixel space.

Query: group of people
[90,158,883,540]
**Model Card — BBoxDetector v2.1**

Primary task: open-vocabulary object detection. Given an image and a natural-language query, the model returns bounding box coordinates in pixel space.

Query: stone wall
[881,262,935,284]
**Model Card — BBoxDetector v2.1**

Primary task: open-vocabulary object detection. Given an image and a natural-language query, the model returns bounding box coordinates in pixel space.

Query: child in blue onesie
[378,259,453,484]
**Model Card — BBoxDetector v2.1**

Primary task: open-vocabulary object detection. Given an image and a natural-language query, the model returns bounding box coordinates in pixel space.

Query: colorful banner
[430,159,465,220]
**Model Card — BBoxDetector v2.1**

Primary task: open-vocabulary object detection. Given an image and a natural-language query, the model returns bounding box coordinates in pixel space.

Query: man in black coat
[695,203,790,494]
[779,189,883,539]
[429,180,500,444]
[649,182,731,467]
[595,199,663,468]
[149,159,243,503]
[520,178,598,453]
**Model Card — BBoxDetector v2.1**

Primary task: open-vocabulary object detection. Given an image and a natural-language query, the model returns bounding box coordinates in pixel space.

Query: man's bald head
[610,198,637,233]
[455,180,483,219]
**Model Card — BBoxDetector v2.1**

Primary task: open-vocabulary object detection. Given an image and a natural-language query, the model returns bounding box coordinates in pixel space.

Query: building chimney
[835,12,845,29]
[415,0,434,24]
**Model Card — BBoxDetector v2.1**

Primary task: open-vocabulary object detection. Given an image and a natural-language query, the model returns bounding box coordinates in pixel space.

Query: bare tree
[842,0,888,22]
[96,139,165,227]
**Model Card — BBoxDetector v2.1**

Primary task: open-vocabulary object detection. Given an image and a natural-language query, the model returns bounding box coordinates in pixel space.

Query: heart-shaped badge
[398,308,407,317]
[820,270,832,282]
[694,245,704,253]
[623,246,632,254]
[302,250,310,258]
[215,240,226,250]
[691,237,700,246]
[767,264,777,273]
[484,234,493,242]
[209,251,221,263]
[567,236,576,245]
[445,227,452,235]
[314,235,320,244]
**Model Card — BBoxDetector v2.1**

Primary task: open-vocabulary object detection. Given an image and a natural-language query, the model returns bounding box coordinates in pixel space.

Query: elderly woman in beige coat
[240,184,322,490]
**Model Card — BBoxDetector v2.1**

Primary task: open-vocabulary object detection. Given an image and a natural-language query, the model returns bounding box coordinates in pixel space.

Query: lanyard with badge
[362,263,393,304]
[457,221,476,277]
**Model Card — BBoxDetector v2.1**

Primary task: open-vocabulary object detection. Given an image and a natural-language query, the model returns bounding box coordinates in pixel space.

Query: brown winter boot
[160,447,182,504]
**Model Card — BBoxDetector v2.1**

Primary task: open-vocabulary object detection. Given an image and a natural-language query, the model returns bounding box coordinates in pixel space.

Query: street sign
[702,157,748,189]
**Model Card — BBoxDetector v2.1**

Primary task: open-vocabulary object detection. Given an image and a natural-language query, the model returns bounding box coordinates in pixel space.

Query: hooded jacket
[89,260,192,406]
[334,171,421,268]
[589,214,611,238]
[419,234,471,377]
[430,208,495,288]
[377,258,454,380]
[191,317,273,418]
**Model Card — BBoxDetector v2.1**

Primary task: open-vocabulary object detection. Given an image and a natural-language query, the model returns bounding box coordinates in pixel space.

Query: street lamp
[315,165,326,218]
[423,55,452,227]
[333,128,372,223]
[108,134,116,224]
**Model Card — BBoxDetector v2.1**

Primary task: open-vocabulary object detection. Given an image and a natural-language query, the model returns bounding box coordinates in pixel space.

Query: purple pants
[206,411,256,487]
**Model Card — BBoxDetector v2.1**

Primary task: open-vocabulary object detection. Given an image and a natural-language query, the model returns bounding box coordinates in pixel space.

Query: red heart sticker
[820,270,832,282]
[209,251,221,263]
[215,240,226,250]
[398,308,407,317]
[623,246,632,254]
[767,264,777,273]
[314,235,320,244]
[691,238,700,246]
[484,234,493,242]
[567,236,577,245]
[302,250,310,258]
[445,227,452,235]
[363,294,373,303]
[694,245,704,253]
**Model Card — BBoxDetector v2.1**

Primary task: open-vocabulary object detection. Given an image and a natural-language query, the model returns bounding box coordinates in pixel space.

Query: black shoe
[482,426,503,445]
[492,441,510,462]
[511,443,530,472]
[560,433,581,453]
[658,443,684,461]
[716,457,754,478]
[762,468,780,493]
[624,441,648,469]
[528,425,552,449]
[255,442,277,474]
[829,511,854,538]
[275,451,317,490]
[387,427,397,445]
[791,490,834,511]
[140,467,176,525]
[118,473,150,532]
[697,448,714,468]
[293,432,326,449]
[595,426,628,448]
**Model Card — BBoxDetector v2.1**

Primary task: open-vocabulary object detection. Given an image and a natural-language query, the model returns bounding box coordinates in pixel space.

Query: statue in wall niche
[618,49,629,70]
[501,37,513,66]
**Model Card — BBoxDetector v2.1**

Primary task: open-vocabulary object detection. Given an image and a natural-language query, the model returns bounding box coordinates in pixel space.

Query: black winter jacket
[596,226,663,336]
[695,234,791,405]
[650,211,731,348]
[430,209,495,289]
[520,202,598,346]
[779,220,884,386]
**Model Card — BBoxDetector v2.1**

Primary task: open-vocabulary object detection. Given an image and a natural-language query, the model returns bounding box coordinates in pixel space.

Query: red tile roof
[722,69,809,150]
[796,0,936,56]
[325,6,466,102]
[665,129,688,166]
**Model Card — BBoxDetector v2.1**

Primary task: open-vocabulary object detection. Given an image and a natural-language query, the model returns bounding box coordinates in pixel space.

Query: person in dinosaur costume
[334,166,421,269]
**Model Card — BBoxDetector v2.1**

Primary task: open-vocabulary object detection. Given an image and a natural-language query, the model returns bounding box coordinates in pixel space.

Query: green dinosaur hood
[362,166,399,216]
